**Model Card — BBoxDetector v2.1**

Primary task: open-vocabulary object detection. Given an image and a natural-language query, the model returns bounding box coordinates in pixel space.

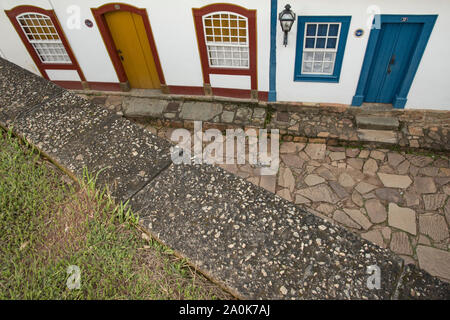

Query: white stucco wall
[276,0,450,110]
[0,0,448,110]
[0,0,270,89]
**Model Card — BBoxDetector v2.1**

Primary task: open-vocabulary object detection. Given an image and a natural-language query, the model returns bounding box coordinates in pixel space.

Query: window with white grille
[203,12,249,68]
[16,13,71,64]
[302,23,341,75]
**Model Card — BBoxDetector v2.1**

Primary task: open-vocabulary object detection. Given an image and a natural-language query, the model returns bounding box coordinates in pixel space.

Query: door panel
[364,22,422,103]
[105,11,160,89]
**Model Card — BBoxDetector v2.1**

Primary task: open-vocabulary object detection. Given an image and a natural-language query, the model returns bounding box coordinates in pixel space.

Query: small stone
[403,190,420,207]
[221,111,235,122]
[375,188,402,203]
[363,158,378,176]
[328,181,349,199]
[418,235,431,245]
[419,167,439,177]
[365,199,387,223]
[407,155,434,168]
[280,286,288,295]
[361,230,385,248]
[390,232,413,255]
[313,204,334,218]
[381,227,391,240]
[297,184,339,203]
[304,144,326,160]
[388,153,405,168]
[352,190,364,207]
[260,175,276,193]
[397,160,410,175]
[388,203,417,235]
[276,188,292,201]
[355,181,377,194]
[304,174,325,186]
[315,166,336,181]
[370,150,385,161]
[416,246,450,280]
[423,194,447,211]
[278,167,295,192]
[413,177,437,194]
[377,173,412,188]
[329,152,346,161]
[295,194,310,204]
[359,150,370,158]
[347,158,364,171]
[343,208,372,230]
[333,210,361,229]
[338,173,356,188]
[280,142,305,154]
[419,214,449,242]
[408,126,424,136]
[281,154,304,169]
[346,148,360,158]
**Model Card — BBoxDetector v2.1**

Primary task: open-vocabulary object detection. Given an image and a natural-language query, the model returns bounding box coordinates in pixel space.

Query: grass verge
[0,129,231,299]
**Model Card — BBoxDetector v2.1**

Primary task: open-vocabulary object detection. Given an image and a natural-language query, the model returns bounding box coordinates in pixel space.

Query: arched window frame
[193,4,257,91]
[5,5,85,83]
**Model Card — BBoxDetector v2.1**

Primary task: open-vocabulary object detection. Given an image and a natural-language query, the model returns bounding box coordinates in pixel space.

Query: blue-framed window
[294,16,351,82]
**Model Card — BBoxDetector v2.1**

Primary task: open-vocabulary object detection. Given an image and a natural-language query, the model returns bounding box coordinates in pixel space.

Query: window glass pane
[303,62,312,72]
[314,52,324,61]
[326,38,337,49]
[317,24,328,36]
[306,24,316,36]
[313,62,323,73]
[323,62,333,74]
[316,38,326,48]
[328,24,339,36]
[305,38,315,48]
[303,52,314,61]
[324,52,335,62]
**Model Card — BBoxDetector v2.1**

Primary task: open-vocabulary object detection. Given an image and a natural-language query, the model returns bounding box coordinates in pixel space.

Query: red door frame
[91,3,166,90]
[193,4,258,91]
[6,5,86,87]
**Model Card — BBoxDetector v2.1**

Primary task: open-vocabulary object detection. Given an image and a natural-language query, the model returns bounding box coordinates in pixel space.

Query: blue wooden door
[364,22,423,103]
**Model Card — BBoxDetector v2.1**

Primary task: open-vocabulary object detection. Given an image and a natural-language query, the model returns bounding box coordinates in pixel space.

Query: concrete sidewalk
[1,58,449,299]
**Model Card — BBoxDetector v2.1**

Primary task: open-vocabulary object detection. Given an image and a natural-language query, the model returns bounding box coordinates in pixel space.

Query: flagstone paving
[138,122,450,282]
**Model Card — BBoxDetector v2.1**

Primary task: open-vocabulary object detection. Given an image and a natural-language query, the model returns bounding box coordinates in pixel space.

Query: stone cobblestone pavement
[133,121,450,283]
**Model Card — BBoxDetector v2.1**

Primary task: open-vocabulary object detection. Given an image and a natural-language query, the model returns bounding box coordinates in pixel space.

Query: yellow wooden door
[105,11,160,89]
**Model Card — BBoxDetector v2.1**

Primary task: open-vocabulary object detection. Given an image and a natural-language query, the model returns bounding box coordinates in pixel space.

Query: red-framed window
[193,4,257,90]
[5,5,85,82]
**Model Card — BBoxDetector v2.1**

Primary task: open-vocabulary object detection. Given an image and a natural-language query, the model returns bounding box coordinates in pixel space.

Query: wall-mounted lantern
[279,4,296,46]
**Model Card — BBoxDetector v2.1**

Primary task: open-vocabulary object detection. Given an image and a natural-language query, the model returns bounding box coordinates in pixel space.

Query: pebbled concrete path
[1,58,449,299]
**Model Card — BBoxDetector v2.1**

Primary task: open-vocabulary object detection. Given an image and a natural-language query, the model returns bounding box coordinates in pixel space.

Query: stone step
[357,129,398,144]
[356,115,399,131]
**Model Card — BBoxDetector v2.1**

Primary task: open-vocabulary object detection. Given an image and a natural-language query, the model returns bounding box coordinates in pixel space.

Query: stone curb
[78,89,450,152]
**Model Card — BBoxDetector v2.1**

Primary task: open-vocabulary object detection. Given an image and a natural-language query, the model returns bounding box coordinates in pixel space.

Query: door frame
[91,3,166,91]
[352,14,437,109]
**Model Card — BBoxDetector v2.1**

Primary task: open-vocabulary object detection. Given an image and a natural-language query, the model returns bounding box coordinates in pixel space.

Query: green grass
[0,129,231,300]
